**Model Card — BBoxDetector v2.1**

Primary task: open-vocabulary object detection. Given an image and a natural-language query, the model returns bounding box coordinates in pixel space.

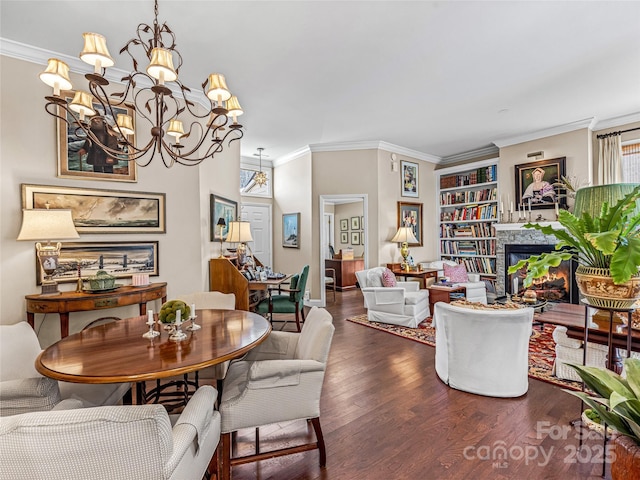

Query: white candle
[176,309,181,324]
[510,201,514,213]
[512,277,519,295]
[528,198,532,212]
[148,309,153,323]
[555,202,559,215]
[191,303,196,319]
[500,201,504,214]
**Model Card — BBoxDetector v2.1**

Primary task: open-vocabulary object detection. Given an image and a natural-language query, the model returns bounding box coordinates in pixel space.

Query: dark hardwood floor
[229,289,612,479]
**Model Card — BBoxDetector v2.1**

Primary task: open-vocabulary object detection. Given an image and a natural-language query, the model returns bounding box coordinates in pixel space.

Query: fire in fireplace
[505,244,578,304]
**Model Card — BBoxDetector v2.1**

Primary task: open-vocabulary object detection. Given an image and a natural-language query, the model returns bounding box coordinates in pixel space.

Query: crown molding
[440,145,499,165]
[273,145,312,167]
[493,118,597,148]
[0,37,209,108]
[593,111,640,131]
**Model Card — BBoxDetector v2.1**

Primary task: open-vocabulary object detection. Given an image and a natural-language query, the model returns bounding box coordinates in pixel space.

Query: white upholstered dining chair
[0,385,221,480]
[0,322,130,417]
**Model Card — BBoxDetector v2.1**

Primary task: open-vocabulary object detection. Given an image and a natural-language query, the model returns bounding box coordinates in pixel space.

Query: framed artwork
[283,212,300,248]
[340,232,348,244]
[37,241,158,285]
[57,90,137,182]
[361,216,365,230]
[351,216,360,230]
[401,160,419,198]
[340,219,348,231]
[397,201,423,246]
[210,194,237,241]
[351,231,361,245]
[22,184,165,234]
[515,157,566,210]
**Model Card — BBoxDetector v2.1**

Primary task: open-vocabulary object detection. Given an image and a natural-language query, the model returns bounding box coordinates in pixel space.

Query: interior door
[241,203,272,268]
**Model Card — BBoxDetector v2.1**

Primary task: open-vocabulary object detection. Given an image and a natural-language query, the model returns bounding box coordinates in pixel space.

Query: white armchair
[424,260,487,304]
[0,385,221,480]
[355,267,429,328]
[434,302,533,397]
[0,322,130,417]
[218,307,335,480]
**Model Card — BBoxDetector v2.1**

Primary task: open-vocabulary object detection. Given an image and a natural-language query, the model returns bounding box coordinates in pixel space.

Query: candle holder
[185,311,200,331]
[169,313,188,341]
[142,313,159,339]
[508,212,513,223]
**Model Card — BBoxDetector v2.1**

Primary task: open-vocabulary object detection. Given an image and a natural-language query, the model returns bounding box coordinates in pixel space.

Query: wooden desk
[25,282,167,339]
[390,267,439,289]
[325,258,364,291]
[35,309,271,404]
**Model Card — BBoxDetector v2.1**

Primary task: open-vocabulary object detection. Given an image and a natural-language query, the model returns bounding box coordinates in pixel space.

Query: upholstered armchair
[355,266,429,328]
[424,260,488,304]
[218,307,335,480]
[256,264,309,332]
[0,385,221,480]
[0,322,130,417]
[434,302,533,397]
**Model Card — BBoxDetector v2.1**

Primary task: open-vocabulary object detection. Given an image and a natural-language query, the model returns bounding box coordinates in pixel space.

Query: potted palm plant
[565,359,640,480]
[508,184,640,309]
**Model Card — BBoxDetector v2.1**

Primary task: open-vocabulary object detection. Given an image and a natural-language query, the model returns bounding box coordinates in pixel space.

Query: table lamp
[216,217,227,258]
[391,226,418,272]
[226,221,253,266]
[17,208,80,294]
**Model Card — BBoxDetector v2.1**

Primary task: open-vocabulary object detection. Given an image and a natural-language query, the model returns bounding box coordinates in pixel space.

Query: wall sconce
[391,153,398,172]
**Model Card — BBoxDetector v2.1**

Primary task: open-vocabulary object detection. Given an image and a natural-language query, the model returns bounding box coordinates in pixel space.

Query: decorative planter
[575,266,640,310]
[611,434,640,480]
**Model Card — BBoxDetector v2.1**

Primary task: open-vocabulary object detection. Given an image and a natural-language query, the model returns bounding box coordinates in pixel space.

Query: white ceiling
[2,0,639,162]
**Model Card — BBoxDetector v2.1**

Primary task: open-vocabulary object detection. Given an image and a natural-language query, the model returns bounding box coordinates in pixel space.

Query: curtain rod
[596,126,640,139]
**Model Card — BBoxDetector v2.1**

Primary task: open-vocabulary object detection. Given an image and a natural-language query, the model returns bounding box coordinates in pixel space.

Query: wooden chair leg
[207,443,220,480]
[294,308,301,332]
[220,432,232,480]
[310,417,327,467]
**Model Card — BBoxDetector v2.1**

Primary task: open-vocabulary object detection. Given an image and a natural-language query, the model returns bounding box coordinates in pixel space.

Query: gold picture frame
[57,90,137,182]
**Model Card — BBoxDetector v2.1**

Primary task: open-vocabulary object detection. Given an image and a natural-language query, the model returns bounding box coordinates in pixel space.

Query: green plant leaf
[625,358,640,399]
[565,390,634,437]
[609,237,640,284]
[565,362,634,399]
[585,230,621,256]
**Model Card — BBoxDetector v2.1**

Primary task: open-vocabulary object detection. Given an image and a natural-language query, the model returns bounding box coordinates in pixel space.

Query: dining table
[35,309,271,405]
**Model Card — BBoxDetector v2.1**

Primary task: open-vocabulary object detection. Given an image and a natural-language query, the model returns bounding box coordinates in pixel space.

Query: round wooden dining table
[36,309,271,404]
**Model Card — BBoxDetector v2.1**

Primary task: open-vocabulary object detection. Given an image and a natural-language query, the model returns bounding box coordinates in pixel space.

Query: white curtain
[598,135,623,184]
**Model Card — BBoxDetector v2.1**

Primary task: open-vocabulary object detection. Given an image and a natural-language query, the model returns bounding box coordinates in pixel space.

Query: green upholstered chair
[257,265,309,332]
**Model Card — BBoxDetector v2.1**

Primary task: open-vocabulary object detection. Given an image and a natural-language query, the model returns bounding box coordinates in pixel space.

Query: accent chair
[256,264,309,332]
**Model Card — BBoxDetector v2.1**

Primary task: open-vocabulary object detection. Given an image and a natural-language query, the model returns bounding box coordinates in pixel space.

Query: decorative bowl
[88,270,116,290]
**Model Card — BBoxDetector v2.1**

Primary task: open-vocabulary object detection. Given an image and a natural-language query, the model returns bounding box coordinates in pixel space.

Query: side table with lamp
[390,226,418,272]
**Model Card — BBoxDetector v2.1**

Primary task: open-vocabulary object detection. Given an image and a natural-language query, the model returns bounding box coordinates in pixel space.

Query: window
[622,142,640,183]
[240,166,272,198]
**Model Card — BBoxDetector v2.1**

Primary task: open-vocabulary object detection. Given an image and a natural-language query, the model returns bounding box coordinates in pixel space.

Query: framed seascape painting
[401,160,419,198]
[210,194,238,241]
[57,90,137,182]
[283,212,300,248]
[22,184,165,234]
[515,157,566,211]
[397,201,423,246]
[36,241,158,285]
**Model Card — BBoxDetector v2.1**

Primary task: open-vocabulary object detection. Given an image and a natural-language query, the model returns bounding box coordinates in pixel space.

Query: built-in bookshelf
[437,159,499,283]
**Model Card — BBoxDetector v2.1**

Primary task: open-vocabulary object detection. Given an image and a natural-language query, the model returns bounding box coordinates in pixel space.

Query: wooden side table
[25,282,167,338]
[389,267,439,289]
[427,285,467,318]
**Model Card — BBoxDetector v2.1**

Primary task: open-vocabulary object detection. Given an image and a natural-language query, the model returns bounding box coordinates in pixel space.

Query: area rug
[346,314,583,392]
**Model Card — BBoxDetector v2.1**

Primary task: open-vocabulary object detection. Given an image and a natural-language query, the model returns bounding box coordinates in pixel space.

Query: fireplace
[505,244,578,304]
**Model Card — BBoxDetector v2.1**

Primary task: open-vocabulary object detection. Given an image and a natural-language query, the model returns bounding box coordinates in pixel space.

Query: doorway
[240,203,273,268]
[318,194,368,307]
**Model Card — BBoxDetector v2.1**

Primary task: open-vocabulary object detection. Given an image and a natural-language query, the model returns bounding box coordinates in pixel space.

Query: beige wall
[335,202,364,256]
[1,55,241,346]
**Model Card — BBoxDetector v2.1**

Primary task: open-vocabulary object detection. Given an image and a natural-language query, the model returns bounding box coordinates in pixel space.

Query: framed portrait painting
[22,184,165,234]
[397,201,423,246]
[401,160,419,198]
[36,241,158,285]
[210,194,237,241]
[283,213,300,248]
[515,157,566,210]
[57,90,137,182]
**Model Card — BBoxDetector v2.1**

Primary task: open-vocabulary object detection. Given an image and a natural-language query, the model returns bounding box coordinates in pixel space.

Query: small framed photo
[361,216,365,230]
[401,160,419,198]
[283,212,300,248]
[210,194,238,241]
[340,232,348,244]
[340,219,348,231]
[351,231,361,245]
[351,216,360,230]
[57,90,137,182]
[515,157,566,210]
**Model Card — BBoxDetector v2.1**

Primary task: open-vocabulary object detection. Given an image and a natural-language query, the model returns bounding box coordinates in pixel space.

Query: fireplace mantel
[494,222,562,231]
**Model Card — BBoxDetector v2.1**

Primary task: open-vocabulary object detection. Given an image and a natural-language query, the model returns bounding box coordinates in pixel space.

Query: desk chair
[256,265,309,332]
[325,267,336,303]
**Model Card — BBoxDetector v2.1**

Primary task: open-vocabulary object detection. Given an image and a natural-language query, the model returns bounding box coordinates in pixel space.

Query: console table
[25,282,167,339]
[325,258,364,291]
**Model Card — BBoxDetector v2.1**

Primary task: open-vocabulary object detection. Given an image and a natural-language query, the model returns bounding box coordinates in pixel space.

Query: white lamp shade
[17,209,79,241]
[226,221,253,243]
[391,226,417,244]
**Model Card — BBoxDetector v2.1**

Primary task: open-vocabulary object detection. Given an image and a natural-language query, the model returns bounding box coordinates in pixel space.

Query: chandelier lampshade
[40,0,244,168]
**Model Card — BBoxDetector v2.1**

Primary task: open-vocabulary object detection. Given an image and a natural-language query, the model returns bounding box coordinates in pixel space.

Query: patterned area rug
[346,314,583,392]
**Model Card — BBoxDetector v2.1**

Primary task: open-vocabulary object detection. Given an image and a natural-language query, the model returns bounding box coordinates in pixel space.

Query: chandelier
[253,147,268,187]
[39,0,244,168]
